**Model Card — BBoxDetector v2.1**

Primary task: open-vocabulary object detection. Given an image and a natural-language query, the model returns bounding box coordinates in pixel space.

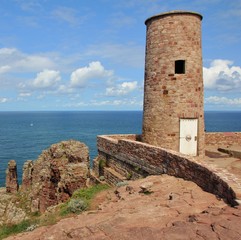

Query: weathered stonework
[142,11,205,156]
[6,160,19,194]
[206,132,241,146]
[94,134,239,206]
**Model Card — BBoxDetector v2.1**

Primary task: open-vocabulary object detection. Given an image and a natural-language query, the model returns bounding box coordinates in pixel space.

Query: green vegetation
[66,199,88,214]
[126,172,133,180]
[60,184,109,216]
[98,159,107,169]
[0,220,33,240]
[0,183,110,239]
[134,166,141,172]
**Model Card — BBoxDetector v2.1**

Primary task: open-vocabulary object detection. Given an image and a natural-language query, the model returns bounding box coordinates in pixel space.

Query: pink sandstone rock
[6,160,19,193]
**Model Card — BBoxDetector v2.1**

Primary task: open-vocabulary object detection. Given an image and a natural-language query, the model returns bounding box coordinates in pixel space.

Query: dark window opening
[175,60,185,74]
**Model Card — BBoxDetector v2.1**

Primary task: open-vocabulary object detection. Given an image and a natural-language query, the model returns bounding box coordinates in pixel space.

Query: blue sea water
[0,110,241,187]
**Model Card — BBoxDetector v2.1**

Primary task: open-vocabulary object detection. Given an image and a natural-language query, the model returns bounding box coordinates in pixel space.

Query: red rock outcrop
[21,140,90,213]
[6,160,19,193]
[21,160,33,191]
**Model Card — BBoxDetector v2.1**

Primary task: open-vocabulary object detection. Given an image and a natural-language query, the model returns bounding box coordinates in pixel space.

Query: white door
[179,119,198,156]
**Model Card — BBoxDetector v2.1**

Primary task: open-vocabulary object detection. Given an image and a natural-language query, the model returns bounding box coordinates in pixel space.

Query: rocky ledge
[5,175,241,240]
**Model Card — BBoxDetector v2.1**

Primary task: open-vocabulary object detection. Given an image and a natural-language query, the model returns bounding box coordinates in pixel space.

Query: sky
[0,0,240,111]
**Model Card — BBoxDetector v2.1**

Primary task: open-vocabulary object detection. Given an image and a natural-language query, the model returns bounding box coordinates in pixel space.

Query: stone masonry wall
[205,132,241,146]
[95,134,238,206]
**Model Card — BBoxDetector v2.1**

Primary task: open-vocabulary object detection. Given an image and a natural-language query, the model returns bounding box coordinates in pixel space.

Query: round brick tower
[142,11,205,157]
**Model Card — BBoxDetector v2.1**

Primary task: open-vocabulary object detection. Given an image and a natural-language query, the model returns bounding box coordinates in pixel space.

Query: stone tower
[142,11,205,157]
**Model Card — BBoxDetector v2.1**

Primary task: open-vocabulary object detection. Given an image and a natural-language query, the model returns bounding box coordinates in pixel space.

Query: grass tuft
[60,184,109,216]
[0,220,33,240]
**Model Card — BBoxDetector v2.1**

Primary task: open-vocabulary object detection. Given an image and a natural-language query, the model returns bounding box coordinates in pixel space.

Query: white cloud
[105,81,138,96]
[14,55,54,72]
[0,65,11,74]
[56,84,74,94]
[205,96,241,105]
[0,48,55,73]
[203,59,241,91]
[70,61,114,88]
[19,93,32,97]
[0,97,8,103]
[32,69,61,89]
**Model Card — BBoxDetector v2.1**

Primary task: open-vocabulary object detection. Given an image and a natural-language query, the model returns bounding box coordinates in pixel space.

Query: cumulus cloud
[18,69,61,95]
[32,69,61,89]
[105,81,138,96]
[205,96,241,105]
[0,48,55,73]
[70,61,114,88]
[203,59,241,91]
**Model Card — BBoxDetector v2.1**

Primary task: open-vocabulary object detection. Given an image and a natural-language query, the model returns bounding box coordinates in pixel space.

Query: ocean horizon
[1,110,241,187]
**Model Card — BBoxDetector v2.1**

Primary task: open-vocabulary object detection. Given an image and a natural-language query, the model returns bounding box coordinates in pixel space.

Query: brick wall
[94,134,237,206]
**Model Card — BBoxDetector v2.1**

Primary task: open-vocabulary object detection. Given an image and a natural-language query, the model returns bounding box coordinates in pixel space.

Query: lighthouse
[142,11,205,157]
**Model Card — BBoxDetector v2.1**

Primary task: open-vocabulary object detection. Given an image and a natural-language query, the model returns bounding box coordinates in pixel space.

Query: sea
[0,110,241,187]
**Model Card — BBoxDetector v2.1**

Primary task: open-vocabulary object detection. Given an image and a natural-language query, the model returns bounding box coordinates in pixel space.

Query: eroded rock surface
[0,188,27,226]
[22,140,90,213]
[21,160,33,191]
[6,175,241,240]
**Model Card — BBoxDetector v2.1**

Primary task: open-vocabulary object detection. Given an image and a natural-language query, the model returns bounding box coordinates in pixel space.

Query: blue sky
[0,0,240,111]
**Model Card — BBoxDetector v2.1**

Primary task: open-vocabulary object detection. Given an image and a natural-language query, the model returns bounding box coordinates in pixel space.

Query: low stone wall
[205,132,241,146]
[105,134,142,141]
[95,134,238,206]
